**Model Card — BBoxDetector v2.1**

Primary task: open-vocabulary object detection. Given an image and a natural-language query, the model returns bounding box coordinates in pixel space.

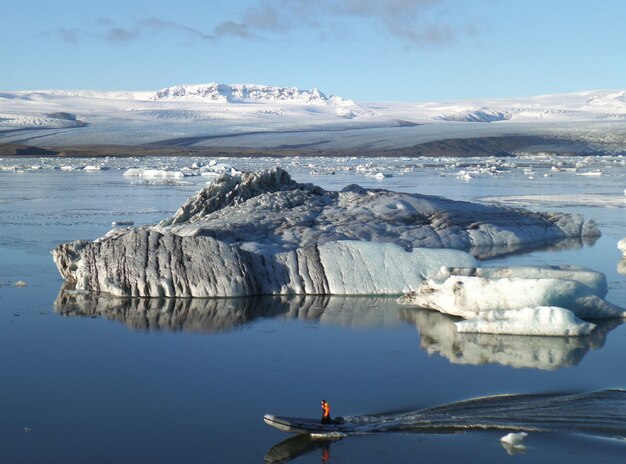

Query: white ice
[318,242,477,295]
[2,84,626,149]
[500,432,528,445]
[398,274,625,320]
[434,265,608,297]
[618,238,626,256]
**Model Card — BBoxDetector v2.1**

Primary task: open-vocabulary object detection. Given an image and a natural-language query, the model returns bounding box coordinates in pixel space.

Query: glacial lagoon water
[0,155,625,463]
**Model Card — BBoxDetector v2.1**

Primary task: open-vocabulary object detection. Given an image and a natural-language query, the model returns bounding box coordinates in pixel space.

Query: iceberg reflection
[55,287,621,370]
[399,307,620,370]
[54,287,402,333]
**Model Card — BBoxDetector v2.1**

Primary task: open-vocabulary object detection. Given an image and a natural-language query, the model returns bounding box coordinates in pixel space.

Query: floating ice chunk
[500,432,528,455]
[398,275,626,319]
[455,306,596,336]
[435,265,608,297]
[500,432,528,445]
[618,238,626,256]
[123,168,185,179]
[13,280,28,287]
[112,220,134,226]
[373,172,393,179]
[576,171,602,176]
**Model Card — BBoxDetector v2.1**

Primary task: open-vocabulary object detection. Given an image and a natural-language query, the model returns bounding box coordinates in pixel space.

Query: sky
[2,0,625,102]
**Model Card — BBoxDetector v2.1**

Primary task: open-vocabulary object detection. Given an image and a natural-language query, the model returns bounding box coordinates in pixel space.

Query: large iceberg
[53,168,600,298]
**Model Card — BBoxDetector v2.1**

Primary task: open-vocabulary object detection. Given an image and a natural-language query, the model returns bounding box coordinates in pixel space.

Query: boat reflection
[399,307,620,370]
[264,434,340,463]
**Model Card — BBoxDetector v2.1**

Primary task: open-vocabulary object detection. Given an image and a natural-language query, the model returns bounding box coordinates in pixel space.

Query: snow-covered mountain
[152,83,331,104]
[1,83,626,152]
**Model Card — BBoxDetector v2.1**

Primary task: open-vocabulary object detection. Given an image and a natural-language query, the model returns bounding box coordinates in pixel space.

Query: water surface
[0,155,624,463]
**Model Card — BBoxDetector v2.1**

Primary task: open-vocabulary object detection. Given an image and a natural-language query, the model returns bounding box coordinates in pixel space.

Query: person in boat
[321,399,332,424]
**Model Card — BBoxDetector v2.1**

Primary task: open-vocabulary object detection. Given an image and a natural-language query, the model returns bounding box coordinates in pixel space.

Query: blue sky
[3,0,625,101]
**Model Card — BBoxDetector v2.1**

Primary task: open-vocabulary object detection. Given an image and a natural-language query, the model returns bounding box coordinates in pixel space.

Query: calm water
[0,156,625,463]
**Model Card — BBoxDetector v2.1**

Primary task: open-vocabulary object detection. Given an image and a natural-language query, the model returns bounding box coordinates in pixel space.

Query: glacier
[53,167,601,298]
[2,83,626,152]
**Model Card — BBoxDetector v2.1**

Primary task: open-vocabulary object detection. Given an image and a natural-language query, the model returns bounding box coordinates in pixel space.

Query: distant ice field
[2,85,626,151]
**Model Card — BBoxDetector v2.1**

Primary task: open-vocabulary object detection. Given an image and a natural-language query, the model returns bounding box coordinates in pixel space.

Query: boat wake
[346,389,626,439]
[265,390,626,462]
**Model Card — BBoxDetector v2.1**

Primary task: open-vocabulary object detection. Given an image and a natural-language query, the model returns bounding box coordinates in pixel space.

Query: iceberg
[53,233,476,297]
[454,306,596,336]
[398,274,625,319]
[53,168,600,298]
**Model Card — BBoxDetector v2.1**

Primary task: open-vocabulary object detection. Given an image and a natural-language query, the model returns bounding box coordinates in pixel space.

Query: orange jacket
[322,401,331,418]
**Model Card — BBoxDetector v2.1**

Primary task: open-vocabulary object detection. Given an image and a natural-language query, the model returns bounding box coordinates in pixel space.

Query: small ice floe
[84,165,108,171]
[123,168,185,179]
[13,280,28,288]
[618,238,626,256]
[576,171,603,176]
[373,172,393,180]
[500,432,528,455]
[500,431,527,445]
[112,220,134,227]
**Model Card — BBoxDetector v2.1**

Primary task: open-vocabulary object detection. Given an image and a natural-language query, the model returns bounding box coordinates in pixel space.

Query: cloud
[139,18,215,41]
[211,0,479,46]
[40,18,216,44]
[104,27,140,42]
[39,1,481,48]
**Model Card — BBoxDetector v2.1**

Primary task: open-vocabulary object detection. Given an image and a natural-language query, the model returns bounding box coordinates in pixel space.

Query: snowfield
[1,83,626,150]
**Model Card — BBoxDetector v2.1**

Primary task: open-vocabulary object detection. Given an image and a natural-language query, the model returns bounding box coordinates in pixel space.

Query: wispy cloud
[212,0,481,47]
[39,18,216,44]
[39,0,482,47]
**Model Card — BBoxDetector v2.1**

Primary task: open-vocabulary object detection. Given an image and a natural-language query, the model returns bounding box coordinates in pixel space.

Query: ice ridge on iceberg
[52,167,601,298]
